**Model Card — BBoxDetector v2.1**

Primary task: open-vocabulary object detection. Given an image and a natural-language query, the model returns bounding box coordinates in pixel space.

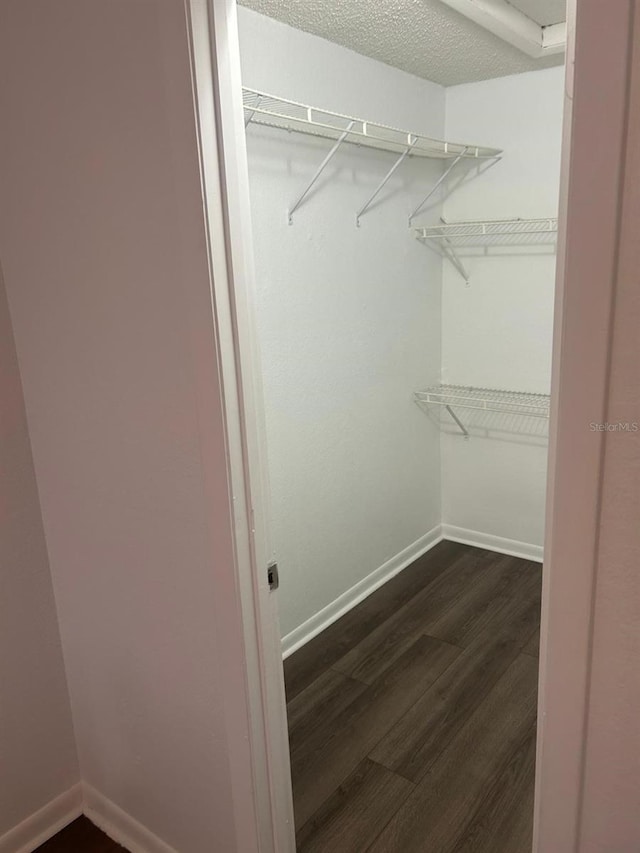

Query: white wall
[0,263,79,847]
[238,7,445,641]
[0,2,263,851]
[441,67,564,554]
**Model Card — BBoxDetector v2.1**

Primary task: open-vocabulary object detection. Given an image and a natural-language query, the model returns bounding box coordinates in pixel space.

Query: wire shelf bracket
[243,88,503,225]
[408,152,467,225]
[287,121,355,225]
[244,93,263,128]
[444,404,470,438]
[414,383,551,438]
[414,217,558,282]
[355,141,416,227]
[439,218,471,283]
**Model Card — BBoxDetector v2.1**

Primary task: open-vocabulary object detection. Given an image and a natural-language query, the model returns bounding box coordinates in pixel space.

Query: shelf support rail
[287,121,355,224]
[355,137,417,227]
[408,149,468,225]
[445,404,470,438]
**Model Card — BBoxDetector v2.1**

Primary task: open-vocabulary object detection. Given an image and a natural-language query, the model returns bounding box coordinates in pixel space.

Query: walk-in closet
[4,1,640,851]
[239,1,564,850]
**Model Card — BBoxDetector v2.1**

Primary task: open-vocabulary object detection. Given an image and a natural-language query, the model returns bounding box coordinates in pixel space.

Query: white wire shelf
[243,88,503,225]
[414,218,558,282]
[414,217,558,247]
[243,88,502,161]
[414,384,550,437]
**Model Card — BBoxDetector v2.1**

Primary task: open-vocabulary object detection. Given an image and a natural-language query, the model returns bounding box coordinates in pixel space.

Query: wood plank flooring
[285,541,542,852]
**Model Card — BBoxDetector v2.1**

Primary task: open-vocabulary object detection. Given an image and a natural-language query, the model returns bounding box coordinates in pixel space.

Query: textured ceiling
[507,0,566,26]
[238,0,565,86]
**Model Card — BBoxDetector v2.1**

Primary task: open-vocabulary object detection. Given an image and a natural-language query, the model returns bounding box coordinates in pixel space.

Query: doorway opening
[236,2,564,849]
[233,1,564,849]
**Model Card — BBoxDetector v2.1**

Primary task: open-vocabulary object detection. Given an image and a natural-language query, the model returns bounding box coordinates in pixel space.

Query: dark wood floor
[284,540,542,853]
[35,817,126,852]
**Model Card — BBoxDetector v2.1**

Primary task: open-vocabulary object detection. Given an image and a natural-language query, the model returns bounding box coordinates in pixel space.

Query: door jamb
[185,0,295,850]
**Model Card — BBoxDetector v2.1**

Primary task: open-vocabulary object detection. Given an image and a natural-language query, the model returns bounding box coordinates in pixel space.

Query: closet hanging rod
[242,88,502,161]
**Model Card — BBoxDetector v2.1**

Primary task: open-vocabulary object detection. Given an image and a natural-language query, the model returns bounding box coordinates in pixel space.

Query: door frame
[186,0,635,850]
[533,1,634,850]
[185,1,295,850]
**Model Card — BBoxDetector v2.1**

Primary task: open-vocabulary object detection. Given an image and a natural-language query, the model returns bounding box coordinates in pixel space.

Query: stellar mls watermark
[590,421,639,432]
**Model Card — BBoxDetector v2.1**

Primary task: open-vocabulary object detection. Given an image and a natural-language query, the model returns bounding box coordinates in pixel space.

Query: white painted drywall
[441,67,564,551]
[238,7,445,639]
[0,263,79,841]
[0,2,263,851]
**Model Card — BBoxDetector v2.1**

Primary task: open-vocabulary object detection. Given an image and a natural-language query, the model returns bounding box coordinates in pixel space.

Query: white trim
[442,524,543,562]
[282,526,443,658]
[83,784,177,853]
[186,1,295,851]
[0,784,83,853]
[438,0,566,58]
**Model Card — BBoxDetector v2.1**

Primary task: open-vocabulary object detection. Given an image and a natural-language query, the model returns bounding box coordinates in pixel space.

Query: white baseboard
[281,525,443,658]
[0,783,83,853]
[83,784,178,853]
[442,524,544,563]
